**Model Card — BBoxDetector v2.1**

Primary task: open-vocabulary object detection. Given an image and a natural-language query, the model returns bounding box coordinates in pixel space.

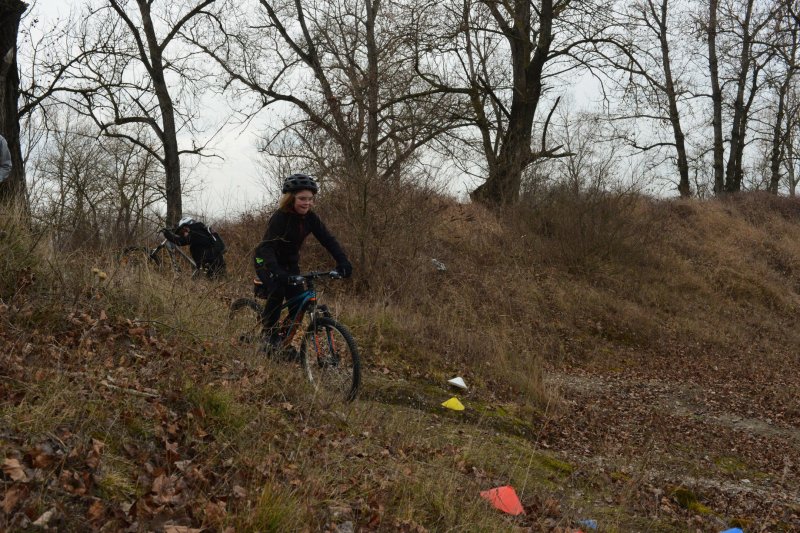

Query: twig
[100,379,159,398]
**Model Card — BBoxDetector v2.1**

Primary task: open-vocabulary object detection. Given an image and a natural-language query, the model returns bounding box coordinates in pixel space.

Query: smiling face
[293,190,315,215]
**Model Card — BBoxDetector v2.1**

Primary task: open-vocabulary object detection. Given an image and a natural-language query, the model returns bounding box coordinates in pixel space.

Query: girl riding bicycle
[254,174,352,351]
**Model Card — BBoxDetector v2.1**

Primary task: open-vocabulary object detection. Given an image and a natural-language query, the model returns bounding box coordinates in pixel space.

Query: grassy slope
[2,192,800,532]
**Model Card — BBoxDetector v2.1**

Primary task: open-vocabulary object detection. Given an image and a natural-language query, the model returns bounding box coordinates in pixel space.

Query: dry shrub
[212,209,272,280]
[0,206,39,301]
[316,177,448,295]
[724,190,800,224]
[516,184,661,273]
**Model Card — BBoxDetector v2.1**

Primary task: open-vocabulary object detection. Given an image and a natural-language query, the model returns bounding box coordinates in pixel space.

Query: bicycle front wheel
[300,317,361,402]
[229,298,264,345]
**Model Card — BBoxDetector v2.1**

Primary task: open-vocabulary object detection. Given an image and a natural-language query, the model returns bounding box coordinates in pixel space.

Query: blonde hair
[278,192,295,211]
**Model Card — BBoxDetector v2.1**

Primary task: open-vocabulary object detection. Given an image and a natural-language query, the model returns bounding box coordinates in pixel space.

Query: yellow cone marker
[442,397,465,411]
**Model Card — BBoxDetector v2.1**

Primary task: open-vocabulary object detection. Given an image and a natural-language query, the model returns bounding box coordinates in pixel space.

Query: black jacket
[163,222,222,269]
[254,209,348,281]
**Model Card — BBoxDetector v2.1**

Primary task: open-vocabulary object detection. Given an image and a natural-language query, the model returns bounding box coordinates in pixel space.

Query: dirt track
[543,351,800,531]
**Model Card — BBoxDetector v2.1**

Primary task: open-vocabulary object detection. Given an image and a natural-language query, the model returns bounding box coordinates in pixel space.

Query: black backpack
[209,228,226,255]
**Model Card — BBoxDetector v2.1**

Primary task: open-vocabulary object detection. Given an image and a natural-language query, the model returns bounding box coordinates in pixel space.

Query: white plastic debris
[431,258,447,272]
[447,376,467,390]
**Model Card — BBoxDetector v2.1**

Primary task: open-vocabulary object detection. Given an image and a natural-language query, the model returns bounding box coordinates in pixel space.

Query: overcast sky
[28,0,604,220]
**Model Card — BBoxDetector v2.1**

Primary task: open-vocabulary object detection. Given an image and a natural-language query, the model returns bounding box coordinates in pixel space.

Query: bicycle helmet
[282,173,319,194]
[176,216,195,229]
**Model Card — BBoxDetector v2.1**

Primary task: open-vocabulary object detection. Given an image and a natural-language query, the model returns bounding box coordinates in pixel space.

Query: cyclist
[161,217,227,278]
[254,173,352,351]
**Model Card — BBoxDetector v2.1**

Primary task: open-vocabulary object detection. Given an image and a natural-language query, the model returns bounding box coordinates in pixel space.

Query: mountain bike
[229,271,361,402]
[120,232,200,277]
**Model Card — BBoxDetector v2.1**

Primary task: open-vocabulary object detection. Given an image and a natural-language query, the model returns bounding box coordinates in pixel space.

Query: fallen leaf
[33,509,55,526]
[2,458,27,482]
[30,443,56,468]
[204,500,227,524]
[87,500,104,522]
[2,485,25,513]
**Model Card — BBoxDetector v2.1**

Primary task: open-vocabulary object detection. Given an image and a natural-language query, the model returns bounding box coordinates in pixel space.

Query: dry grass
[4,190,800,530]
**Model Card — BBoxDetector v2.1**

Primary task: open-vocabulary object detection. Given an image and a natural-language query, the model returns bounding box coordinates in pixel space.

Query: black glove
[335,261,353,278]
[255,269,271,286]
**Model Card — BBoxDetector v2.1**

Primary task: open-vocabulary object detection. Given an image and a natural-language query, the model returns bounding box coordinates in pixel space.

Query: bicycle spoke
[301,317,360,402]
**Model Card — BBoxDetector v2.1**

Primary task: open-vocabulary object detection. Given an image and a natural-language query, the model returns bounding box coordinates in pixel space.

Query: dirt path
[542,354,800,531]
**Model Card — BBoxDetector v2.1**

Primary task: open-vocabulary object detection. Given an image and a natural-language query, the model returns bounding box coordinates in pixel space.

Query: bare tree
[766,0,799,193]
[591,0,695,197]
[412,0,617,205]
[0,0,28,207]
[59,0,224,227]
[189,0,466,266]
[30,111,163,247]
[706,0,725,193]
[703,0,778,193]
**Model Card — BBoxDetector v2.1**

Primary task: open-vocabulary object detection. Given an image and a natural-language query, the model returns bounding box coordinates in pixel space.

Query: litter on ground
[479,485,525,515]
[447,376,467,389]
[441,397,465,411]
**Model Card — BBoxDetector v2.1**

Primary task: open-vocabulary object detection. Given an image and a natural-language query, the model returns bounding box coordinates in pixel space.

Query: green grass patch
[184,383,248,433]
[671,486,712,514]
[240,482,309,532]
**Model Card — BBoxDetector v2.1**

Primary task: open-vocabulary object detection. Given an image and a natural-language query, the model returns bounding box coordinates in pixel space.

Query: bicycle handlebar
[304,270,342,279]
[288,270,342,285]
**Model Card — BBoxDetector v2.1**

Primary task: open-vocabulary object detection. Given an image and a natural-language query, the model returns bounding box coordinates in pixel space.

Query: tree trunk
[137,0,182,226]
[724,0,755,193]
[0,0,27,208]
[471,0,554,205]
[768,80,787,194]
[657,0,690,197]
[365,0,379,182]
[707,0,725,195]
[787,138,797,196]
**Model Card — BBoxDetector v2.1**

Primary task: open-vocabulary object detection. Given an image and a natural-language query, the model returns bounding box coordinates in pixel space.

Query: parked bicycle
[229,270,361,402]
[120,232,201,277]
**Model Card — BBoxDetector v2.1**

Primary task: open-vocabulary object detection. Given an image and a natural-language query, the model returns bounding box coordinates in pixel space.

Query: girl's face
[293,191,315,215]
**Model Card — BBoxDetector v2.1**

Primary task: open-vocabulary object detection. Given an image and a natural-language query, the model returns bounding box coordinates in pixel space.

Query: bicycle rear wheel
[300,317,360,402]
[229,298,264,345]
[120,246,161,267]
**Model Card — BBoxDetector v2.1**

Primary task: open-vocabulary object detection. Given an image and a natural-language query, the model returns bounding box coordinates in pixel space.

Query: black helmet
[282,173,318,194]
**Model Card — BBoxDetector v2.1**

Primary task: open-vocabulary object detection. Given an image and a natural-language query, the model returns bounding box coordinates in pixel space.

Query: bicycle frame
[276,287,316,345]
[151,239,199,276]
[273,275,333,347]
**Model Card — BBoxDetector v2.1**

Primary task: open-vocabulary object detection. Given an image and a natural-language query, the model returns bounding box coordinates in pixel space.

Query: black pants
[202,256,226,278]
[257,265,302,338]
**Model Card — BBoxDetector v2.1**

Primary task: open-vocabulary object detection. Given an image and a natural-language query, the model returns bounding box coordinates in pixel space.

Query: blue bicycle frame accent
[276,288,318,342]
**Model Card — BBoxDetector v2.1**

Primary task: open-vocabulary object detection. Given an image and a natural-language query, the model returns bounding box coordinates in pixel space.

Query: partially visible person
[0,134,12,184]
[161,217,226,278]
[254,173,352,349]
